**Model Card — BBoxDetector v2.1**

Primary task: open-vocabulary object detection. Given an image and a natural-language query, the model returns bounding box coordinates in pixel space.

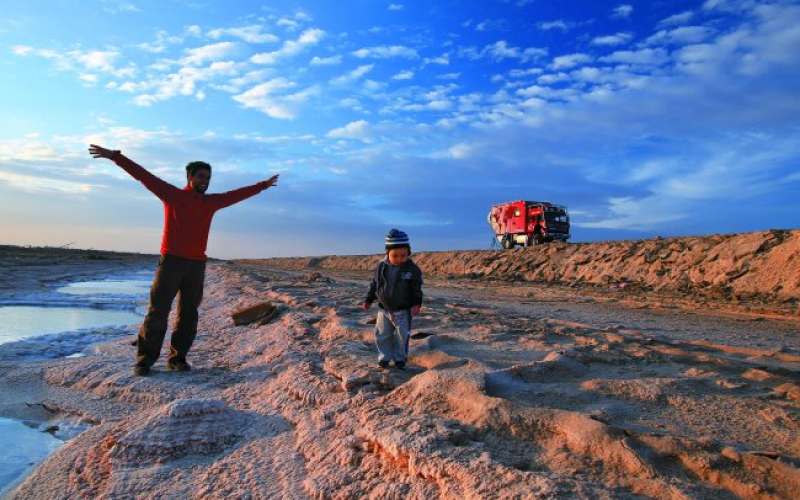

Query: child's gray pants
[375,309,411,362]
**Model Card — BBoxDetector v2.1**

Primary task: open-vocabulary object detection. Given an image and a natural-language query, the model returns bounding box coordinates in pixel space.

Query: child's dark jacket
[365,259,423,311]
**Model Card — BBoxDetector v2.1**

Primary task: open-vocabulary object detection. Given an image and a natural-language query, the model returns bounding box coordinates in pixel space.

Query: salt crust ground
[4,253,799,499]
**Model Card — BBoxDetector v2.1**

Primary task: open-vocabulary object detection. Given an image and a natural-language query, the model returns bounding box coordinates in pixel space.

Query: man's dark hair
[185,161,212,176]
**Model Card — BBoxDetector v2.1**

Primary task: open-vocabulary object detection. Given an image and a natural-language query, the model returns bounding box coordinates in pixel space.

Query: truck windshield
[546,211,569,223]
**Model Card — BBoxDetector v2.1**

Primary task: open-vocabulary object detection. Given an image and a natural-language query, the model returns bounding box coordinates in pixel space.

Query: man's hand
[88,144,120,160]
[362,302,371,311]
[411,305,422,317]
[263,174,279,189]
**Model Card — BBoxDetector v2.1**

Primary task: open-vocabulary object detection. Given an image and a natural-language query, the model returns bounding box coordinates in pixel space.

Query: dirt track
[5,254,799,499]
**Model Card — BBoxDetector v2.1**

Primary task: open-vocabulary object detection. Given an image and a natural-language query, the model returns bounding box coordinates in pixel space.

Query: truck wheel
[501,236,514,249]
[532,233,544,245]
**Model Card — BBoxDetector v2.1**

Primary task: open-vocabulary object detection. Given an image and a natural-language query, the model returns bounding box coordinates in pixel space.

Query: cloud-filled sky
[1,0,798,258]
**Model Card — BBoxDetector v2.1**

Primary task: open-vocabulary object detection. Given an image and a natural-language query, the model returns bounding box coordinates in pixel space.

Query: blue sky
[0,0,798,258]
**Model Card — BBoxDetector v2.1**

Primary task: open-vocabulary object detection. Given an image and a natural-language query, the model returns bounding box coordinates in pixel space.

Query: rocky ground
[3,239,799,498]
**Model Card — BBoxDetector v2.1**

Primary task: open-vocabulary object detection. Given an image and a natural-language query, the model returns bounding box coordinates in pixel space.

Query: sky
[0,0,798,258]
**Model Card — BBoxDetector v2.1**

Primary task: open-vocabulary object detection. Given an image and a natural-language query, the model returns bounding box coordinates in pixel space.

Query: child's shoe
[394,360,406,370]
[378,360,390,369]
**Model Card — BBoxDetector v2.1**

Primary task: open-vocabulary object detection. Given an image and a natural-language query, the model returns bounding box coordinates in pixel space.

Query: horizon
[2,0,799,259]
[3,226,794,260]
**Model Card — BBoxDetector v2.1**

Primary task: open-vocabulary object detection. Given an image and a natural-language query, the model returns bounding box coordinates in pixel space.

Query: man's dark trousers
[137,254,205,367]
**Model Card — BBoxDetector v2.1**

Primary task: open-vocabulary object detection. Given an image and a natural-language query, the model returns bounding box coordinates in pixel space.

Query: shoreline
[0,249,155,495]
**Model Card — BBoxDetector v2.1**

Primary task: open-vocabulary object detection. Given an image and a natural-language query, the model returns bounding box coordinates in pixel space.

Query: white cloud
[352,45,418,59]
[185,25,202,37]
[658,11,695,27]
[250,28,325,64]
[101,0,141,14]
[474,19,506,32]
[612,4,633,19]
[537,72,570,84]
[12,46,136,79]
[233,133,316,144]
[508,67,543,78]
[310,54,342,65]
[207,25,278,44]
[550,53,592,70]
[338,97,366,113]
[592,32,633,46]
[646,26,715,46]
[599,47,669,65]
[392,70,414,80]
[577,196,684,229]
[232,78,318,119]
[0,170,97,194]
[181,42,238,66]
[11,45,33,56]
[363,79,386,92]
[482,41,547,62]
[131,60,241,106]
[537,20,569,32]
[701,0,744,11]
[276,17,300,31]
[213,69,271,93]
[388,3,404,11]
[326,120,370,141]
[79,74,99,85]
[448,143,473,159]
[137,30,184,53]
[0,137,64,163]
[330,64,374,85]
[72,49,120,73]
[436,72,461,80]
[402,99,452,112]
[424,53,450,65]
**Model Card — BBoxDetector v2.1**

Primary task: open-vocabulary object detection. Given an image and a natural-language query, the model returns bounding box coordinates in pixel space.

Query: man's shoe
[378,360,390,369]
[167,360,192,372]
[134,365,150,376]
[394,360,406,370]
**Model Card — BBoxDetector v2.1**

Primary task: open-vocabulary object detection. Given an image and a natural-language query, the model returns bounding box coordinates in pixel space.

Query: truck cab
[487,200,570,248]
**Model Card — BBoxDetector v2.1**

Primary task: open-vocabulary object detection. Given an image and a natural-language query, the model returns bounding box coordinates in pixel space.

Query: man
[89,144,278,376]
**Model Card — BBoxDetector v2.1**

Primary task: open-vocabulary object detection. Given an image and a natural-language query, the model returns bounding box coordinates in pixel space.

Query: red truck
[487,200,570,248]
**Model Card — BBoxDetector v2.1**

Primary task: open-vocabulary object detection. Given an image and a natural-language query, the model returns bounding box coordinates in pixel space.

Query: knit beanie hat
[385,228,410,249]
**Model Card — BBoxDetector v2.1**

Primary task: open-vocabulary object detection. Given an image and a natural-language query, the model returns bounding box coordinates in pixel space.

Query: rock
[773,383,800,402]
[742,368,773,381]
[721,446,741,462]
[232,301,278,326]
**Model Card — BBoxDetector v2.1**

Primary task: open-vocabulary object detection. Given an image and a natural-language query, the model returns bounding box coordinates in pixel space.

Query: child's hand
[362,302,371,311]
[411,305,421,316]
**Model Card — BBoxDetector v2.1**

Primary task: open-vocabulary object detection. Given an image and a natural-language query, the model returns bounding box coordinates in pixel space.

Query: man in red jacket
[89,144,279,376]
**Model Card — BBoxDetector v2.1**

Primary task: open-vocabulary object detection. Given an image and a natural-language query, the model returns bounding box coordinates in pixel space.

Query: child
[363,229,424,369]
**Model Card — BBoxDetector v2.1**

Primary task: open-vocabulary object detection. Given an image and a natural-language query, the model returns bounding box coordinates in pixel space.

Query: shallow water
[57,278,150,296]
[0,418,62,495]
[0,306,141,345]
[0,274,150,496]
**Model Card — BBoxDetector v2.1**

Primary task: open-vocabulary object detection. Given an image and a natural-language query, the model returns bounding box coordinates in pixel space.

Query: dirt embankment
[250,230,800,312]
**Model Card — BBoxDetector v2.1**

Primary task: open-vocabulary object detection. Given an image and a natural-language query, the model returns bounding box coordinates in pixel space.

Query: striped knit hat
[385,228,410,249]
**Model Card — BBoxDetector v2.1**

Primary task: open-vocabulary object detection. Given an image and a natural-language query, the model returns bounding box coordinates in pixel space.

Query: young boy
[362,229,424,369]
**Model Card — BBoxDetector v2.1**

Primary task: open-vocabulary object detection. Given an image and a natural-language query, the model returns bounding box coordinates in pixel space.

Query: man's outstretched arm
[89,144,180,202]
[207,174,279,211]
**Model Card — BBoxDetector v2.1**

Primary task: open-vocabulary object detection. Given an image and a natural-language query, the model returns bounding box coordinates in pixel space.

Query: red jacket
[114,155,270,261]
